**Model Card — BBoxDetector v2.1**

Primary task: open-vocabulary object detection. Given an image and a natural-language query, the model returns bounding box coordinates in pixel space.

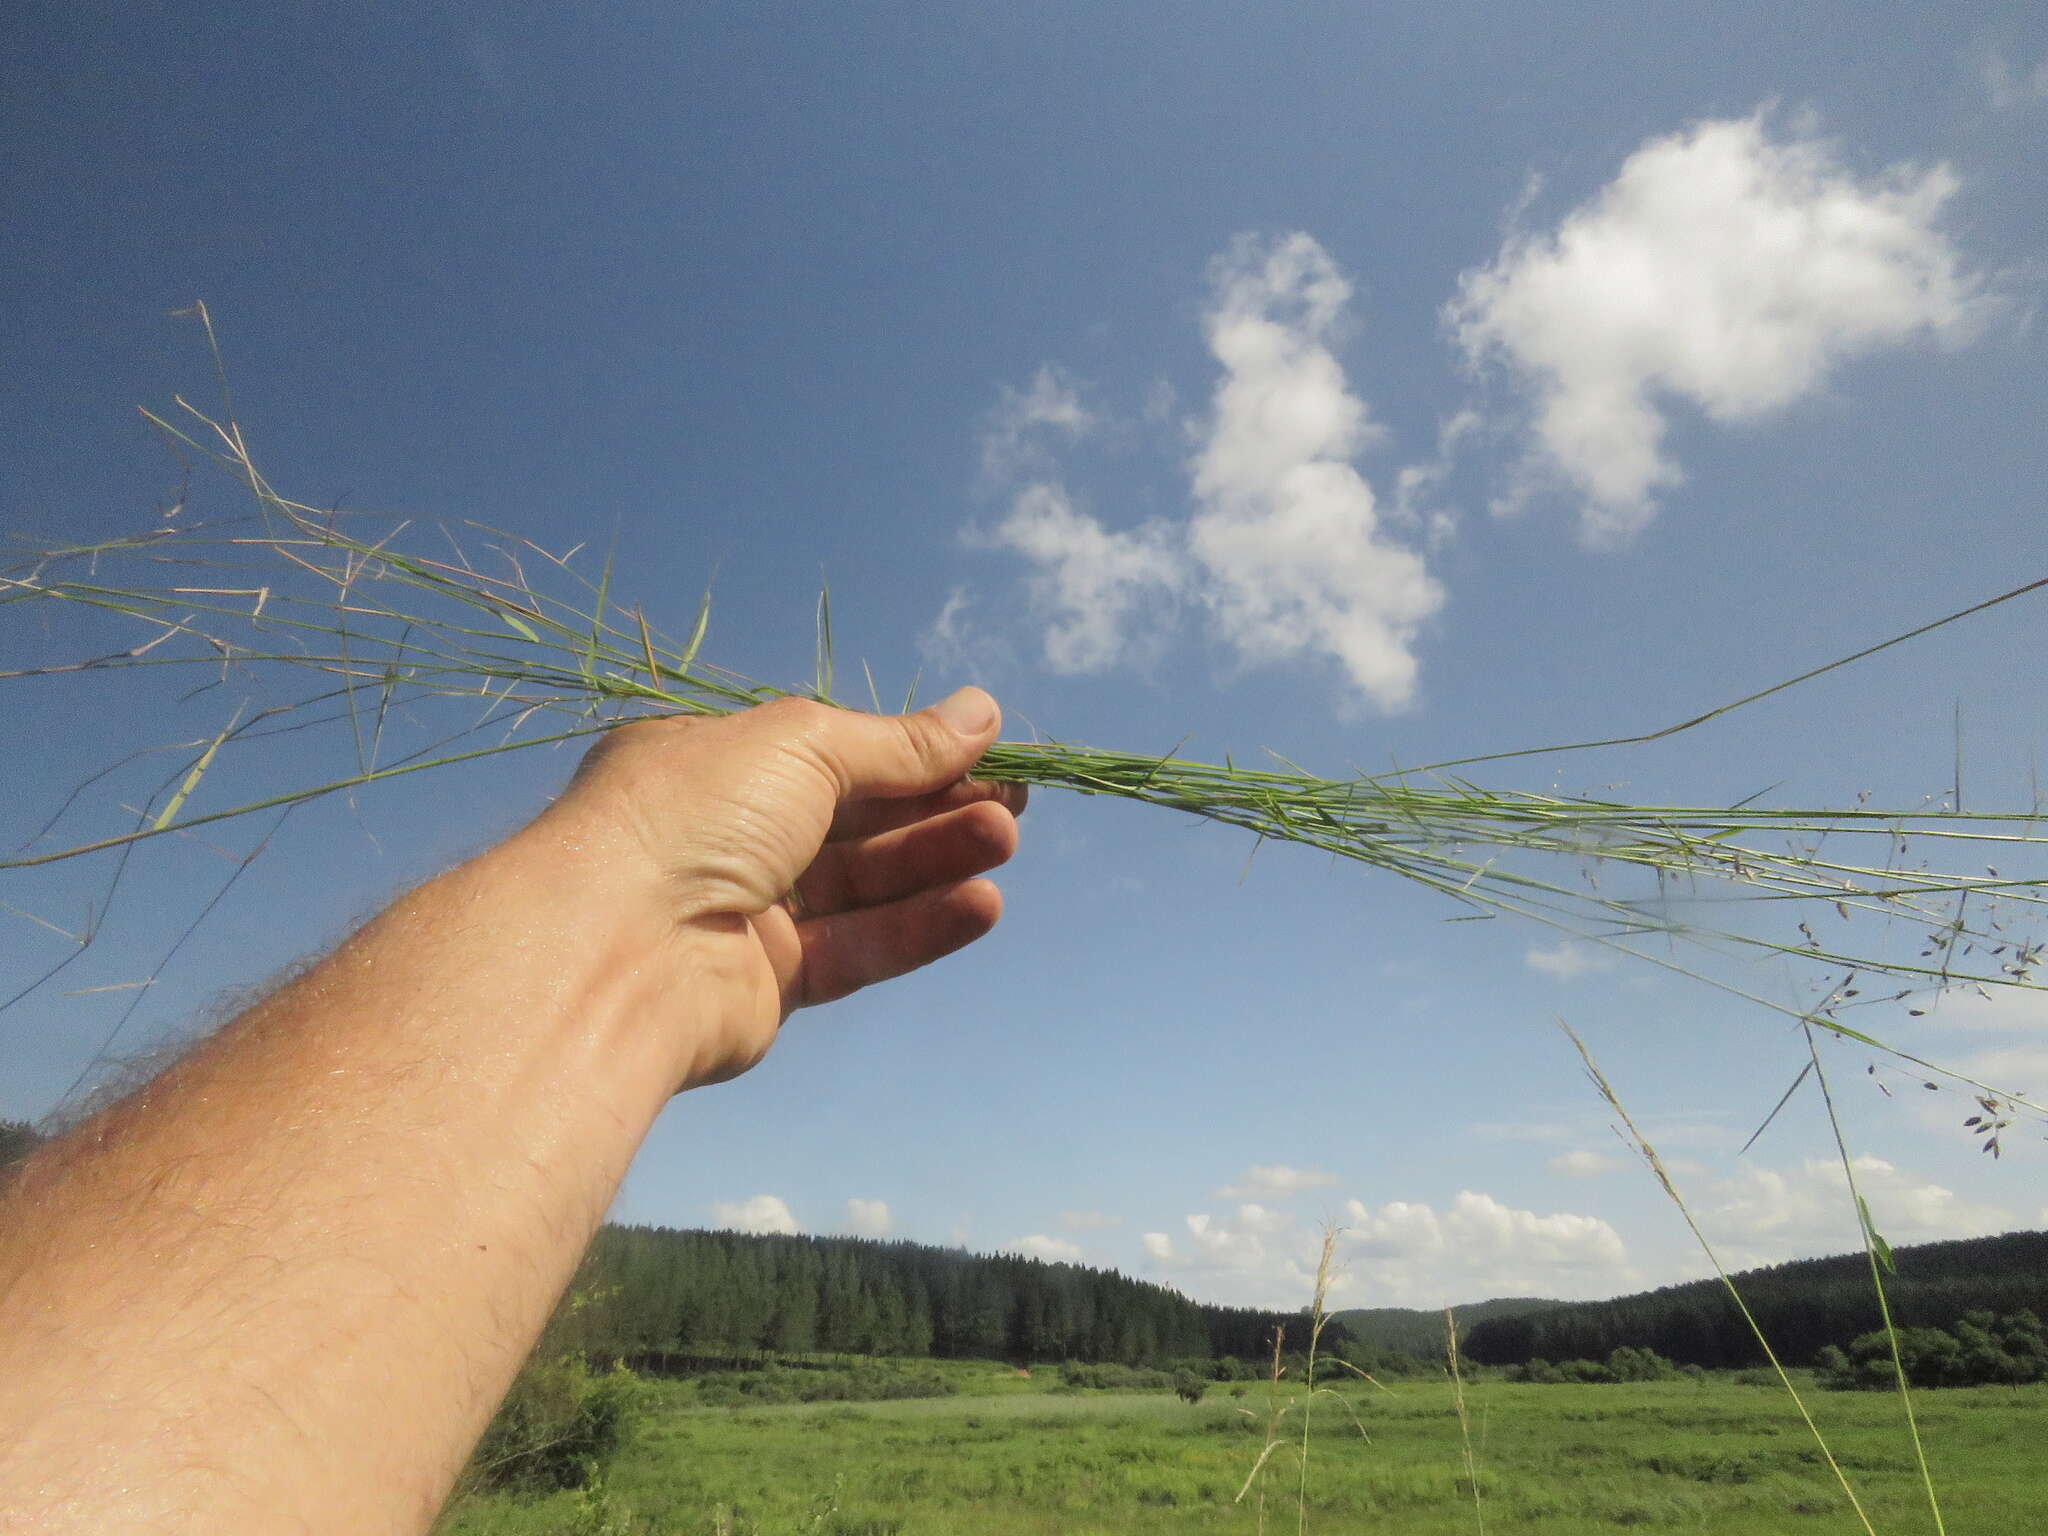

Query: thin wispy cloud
[1523,942,1613,980]
[1449,111,1991,544]
[1059,1209,1120,1231]
[1981,46,2048,111]
[1215,1162,1338,1200]
[978,364,1096,486]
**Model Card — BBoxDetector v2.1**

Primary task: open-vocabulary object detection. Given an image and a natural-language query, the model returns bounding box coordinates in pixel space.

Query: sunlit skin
[0,688,1022,1535]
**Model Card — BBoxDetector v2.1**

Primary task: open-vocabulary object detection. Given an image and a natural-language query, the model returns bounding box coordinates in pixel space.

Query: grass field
[438,1364,2046,1534]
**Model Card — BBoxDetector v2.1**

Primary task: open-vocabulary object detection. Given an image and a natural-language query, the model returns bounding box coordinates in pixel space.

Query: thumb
[809,687,1001,802]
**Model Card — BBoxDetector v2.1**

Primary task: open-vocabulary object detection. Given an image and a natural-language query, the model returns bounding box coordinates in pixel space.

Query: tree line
[1462,1231,2048,1369]
[546,1223,1325,1367]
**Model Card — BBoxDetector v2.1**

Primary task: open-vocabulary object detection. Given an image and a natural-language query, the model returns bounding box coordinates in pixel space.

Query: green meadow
[438,1366,2046,1534]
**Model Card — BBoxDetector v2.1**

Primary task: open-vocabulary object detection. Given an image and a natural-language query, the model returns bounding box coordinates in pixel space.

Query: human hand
[525,688,1023,1089]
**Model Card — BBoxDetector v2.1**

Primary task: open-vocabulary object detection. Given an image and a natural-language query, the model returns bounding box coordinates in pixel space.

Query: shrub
[1056,1361,1175,1391]
[1173,1370,1207,1404]
[1816,1311,2048,1390]
[468,1356,640,1492]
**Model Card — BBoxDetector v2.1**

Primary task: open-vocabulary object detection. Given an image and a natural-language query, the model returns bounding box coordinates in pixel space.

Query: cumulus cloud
[1139,1186,1631,1308]
[1060,1209,1120,1231]
[964,233,1441,708]
[1345,1191,1627,1274]
[1450,112,1990,544]
[1008,1233,1084,1263]
[1216,1163,1339,1200]
[844,1198,893,1238]
[987,482,1186,672]
[1700,1155,2013,1266]
[711,1194,798,1236]
[1233,1202,1294,1234]
[1549,1148,1624,1178]
[1188,233,1444,706]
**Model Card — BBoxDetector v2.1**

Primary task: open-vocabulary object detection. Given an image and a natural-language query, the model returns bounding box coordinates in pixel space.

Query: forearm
[0,826,685,1534]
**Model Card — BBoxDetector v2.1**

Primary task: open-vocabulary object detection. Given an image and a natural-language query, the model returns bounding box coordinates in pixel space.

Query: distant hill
[1329,1298,1557,1357]
[550,1223,1323,1368]
[1461,1230,2048,1369]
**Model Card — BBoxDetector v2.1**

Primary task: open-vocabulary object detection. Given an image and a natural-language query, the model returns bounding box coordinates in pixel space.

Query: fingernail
[932,686,996,736]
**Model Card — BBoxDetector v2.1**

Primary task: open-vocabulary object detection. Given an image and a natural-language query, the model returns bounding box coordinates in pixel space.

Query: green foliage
[1058,1361,1176,1391]
[1510,1346,1679,1385]
[691,1362,955,1409]
[1464,1230,2048,1369]
[547,1224,1300,1371]
[466,1356,641,1494]
[1172,1370,1207,1404]
[1815,1309,2048,1390]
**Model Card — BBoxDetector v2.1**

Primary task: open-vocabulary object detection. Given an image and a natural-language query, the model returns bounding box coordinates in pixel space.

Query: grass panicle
[6,357,2048,1128]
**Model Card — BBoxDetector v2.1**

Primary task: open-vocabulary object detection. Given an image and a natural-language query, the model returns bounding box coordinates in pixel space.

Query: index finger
[826,777,1028,842]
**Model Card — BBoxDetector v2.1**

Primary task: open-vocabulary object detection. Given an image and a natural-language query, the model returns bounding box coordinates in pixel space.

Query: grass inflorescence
[5,331,2048,1123]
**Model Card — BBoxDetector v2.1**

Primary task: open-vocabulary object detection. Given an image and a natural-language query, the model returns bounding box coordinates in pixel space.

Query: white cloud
[844,1198,893,1238]
[1216,1163,1339,1200]
[1188,233,1444,707]
[1139,1189,1632,1308]
[979,364,1095,484]
[1450,112,1990,544]
[971,234,1441,709]
[1922,984,2048,1033]
[1699,1155,2013,1267]
[1059,1209,1119,1231]
[987,482,1186,673]
[1982,47,2048,111]
[1234,1202,1294,1234]
[711,1194,798,1236]
[1008,1233,1084,1263]
[1549,1148,1624,1178]
[1524,942,1611,980]
[1119,1157,1644,1308]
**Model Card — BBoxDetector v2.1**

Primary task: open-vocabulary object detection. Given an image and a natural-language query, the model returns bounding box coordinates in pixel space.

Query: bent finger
[792,877,1003,1008]
[801,800,1019,916]
[825,775,1028,844]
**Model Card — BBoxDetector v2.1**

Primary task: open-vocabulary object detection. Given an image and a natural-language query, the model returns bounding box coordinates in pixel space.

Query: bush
[469,1356,640,1493]
[1056,1361,1175,1391]
[1173,1370,1208,1404]
[693,1362,956,1408]
[1816,1311,2048,1390]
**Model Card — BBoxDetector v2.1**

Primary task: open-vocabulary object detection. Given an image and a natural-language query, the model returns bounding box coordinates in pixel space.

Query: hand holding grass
[533,686,1024,1088]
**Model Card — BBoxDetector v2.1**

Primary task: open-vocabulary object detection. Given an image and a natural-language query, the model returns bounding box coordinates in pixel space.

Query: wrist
[431,825,701,1103]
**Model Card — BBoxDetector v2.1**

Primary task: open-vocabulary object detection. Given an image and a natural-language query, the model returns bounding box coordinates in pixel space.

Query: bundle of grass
[5,365,2047,1125]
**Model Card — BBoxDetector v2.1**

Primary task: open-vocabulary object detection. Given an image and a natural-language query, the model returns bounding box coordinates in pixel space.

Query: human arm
[0,689,1020,1534]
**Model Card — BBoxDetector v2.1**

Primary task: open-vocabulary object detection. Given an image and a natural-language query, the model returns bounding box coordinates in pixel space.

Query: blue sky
[5,3,2048,1310]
